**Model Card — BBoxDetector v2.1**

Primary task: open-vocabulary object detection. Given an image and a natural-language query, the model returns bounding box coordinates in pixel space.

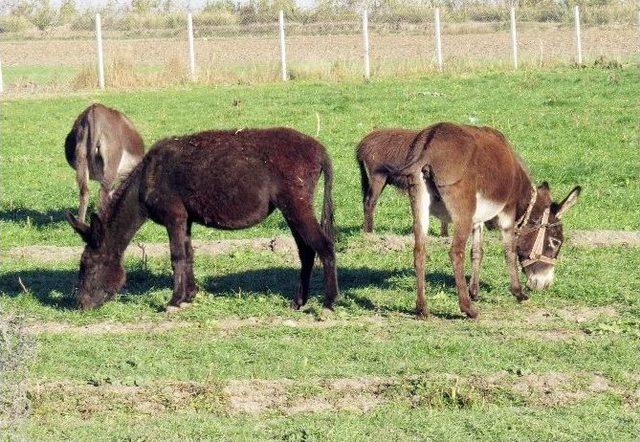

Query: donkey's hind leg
[165,214,191,309]
[469,223,484,301]
[408,172,430,319]
[363,172,387,233]
[183,222,198,303]
[287,224,316,310]
[77,166,90,222]
[449,219,478,319]
[283,204,338,309]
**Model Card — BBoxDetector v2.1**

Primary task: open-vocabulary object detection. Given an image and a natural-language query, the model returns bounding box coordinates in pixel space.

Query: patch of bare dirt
[24,315,387,335]
[30,370,626,417]
[509,372,617,406]
[568,230,640,247]
[5,230,637,263]
[555,306,618,323]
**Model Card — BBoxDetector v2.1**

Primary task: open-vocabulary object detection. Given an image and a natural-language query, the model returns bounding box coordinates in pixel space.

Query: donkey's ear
[539,181,550,191]
[65,211,91,241]
[554,186,582,218]
[88,213,105,248]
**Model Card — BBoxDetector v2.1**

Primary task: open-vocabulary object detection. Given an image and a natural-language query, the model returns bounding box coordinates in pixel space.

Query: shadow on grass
[0,268,171,310]
[0,206,82,227]
[202,266,489,317]
[1,265,491,316]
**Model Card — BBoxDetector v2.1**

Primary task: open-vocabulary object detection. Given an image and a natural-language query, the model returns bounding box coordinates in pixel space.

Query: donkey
[65,103,145,222]
[65,128,338,311]
[357,129,449,236]
[395,123,580,319]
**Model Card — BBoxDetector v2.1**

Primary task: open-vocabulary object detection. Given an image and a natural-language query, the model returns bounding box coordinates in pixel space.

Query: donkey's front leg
[167,220,190,308]
[450,219,477,318]
[500,227,528,302]
[408,173,430,319]
[469,223,484,301]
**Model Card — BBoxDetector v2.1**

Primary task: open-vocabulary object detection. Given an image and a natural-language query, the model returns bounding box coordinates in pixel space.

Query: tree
[58,0,77,24]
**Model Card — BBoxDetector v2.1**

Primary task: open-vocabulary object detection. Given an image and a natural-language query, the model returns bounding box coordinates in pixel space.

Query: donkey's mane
[98,159,146,222]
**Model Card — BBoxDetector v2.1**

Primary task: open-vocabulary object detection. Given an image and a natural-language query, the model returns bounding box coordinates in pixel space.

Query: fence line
[362,9,370,80]
[278,10,287,81]
[95,13,105,89]
[510,7,518,70]
[434,8,443,71]
[574,6,583,64]
[187,13,196,81]
[1,6,637,95]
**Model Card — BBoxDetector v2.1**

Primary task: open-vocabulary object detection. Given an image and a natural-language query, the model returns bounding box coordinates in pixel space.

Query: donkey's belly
[186,185,274,230]
[473,192,505,223]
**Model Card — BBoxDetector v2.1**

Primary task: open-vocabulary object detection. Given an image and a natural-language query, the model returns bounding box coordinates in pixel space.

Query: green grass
[2,242,640,439]
[1,67,639,439]
[1,66,639,250]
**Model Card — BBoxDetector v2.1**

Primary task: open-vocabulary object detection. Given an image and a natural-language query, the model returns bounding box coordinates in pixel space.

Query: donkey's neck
[513,165,535,222]
[101,169,147,261]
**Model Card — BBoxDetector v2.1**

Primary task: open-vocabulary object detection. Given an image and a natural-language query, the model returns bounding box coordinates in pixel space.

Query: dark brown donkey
[395,123,580,319]
[65,128,338,311]
[65,103,145,221]
[357,129,449,236]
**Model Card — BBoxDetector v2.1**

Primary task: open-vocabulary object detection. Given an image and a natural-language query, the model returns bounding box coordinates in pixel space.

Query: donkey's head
[66,212,125,309]
[516,183,581,291]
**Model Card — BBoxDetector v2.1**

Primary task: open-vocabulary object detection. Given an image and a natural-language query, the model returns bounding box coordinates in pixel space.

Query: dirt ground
[4,230,639,264]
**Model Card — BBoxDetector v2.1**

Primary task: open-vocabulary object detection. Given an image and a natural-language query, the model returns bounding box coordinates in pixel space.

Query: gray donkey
[65,103,144,221]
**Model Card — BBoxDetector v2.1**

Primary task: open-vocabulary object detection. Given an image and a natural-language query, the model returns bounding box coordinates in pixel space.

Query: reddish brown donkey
[65,103,144,222]
[65,128,338,311]
[357,129,449,236]
[396,123,580,319]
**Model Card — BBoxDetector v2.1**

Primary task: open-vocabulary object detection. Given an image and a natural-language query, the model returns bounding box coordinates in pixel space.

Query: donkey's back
[65,103,144,221]
[140,128,331,231]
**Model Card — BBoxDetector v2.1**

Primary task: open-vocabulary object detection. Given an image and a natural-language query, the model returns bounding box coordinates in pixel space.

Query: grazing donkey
[65,103,144,222]
[357,129,449,236]
[395,123,580,319]
[65,128,338,311]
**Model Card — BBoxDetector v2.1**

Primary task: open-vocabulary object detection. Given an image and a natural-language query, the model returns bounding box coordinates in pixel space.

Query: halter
[520,207,557,268]
[514,186,557,268]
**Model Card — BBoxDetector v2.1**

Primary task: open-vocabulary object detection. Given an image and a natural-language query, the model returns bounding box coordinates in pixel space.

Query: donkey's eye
[549,238,561,249]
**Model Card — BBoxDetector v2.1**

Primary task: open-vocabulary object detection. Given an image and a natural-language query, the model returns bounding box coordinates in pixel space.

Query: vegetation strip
[4,230,640,263]
[28,371,636,417]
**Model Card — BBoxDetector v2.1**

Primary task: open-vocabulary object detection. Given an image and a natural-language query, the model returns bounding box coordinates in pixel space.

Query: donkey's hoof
[290,300,302,311]
[469,289,479,302]
[464,308,479,319]
[415,309,429,320]
[515,292,529,303]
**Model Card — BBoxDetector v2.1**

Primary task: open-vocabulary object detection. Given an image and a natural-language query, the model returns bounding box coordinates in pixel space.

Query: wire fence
[0,5,639,97]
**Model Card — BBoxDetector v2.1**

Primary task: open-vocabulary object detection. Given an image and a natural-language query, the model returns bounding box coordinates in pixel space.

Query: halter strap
[520,207,557,268]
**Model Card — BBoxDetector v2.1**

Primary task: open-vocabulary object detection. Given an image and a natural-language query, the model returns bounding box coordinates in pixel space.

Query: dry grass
[0,310,35,436]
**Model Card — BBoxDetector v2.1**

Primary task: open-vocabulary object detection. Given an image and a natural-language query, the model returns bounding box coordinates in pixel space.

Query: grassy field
[1,66,639,250]
[1,67,639,439]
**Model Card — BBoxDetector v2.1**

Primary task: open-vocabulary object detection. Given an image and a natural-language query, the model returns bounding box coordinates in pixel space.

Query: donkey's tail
[320,151,335,243]
[357,157,369,204]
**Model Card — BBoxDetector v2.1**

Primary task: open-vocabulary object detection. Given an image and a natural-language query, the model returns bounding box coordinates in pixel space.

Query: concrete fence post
[434,8,443,71]
[95,13,105,89]
[362,8,370,80]
[574,6,583,64]
[187,13,196,80]
[510,7,518,69]
[278,10,288,81]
